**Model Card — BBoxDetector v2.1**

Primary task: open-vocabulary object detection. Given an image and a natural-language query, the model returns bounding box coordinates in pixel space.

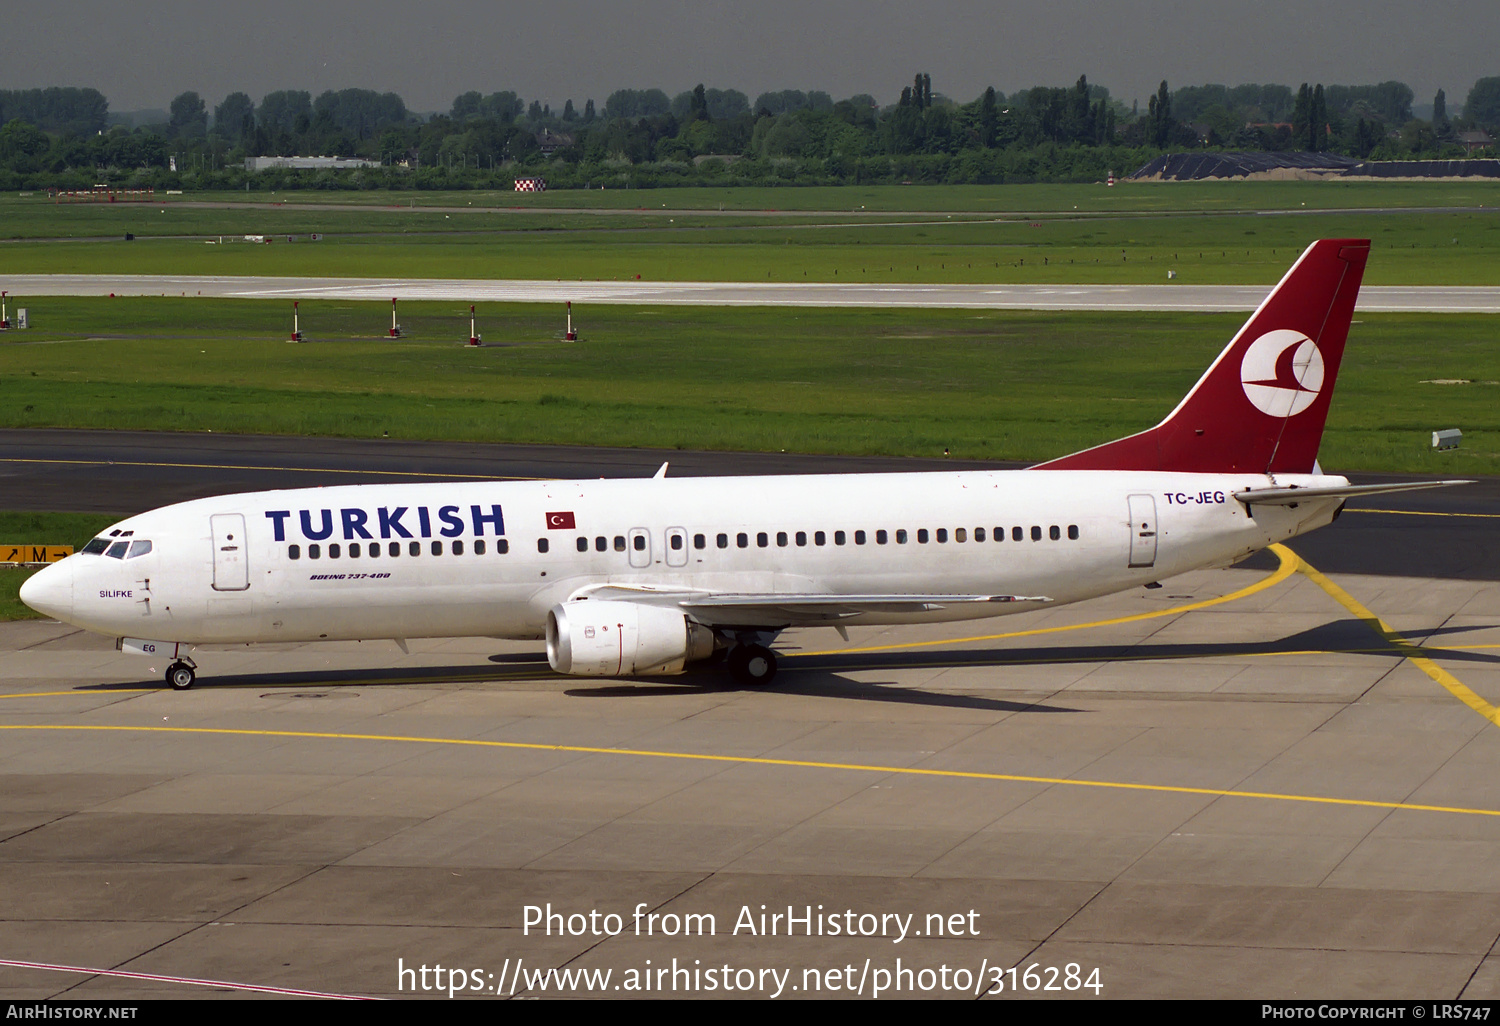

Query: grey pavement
[3,564,1499,999]
[5,274,1500,312]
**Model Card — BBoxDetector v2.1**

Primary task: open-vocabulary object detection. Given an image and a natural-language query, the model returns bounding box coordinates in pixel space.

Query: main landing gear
[727,644,778,686]
[166,661,196,690]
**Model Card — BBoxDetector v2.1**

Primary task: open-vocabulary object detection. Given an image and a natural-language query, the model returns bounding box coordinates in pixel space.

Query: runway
[6,273,1500,311]
[3,431,1500,999]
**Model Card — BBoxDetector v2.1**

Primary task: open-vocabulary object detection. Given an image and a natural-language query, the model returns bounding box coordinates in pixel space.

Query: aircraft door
[1127,494,1158,568]
[628,528,652,568]
[665,527,688,567]
[211,513,250,591]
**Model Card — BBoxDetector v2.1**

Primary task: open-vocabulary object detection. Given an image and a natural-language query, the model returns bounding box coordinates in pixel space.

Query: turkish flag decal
[546,511,576,529]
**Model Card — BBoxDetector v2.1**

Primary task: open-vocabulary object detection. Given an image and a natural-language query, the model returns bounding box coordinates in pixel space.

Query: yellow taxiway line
[1,721,1498,819]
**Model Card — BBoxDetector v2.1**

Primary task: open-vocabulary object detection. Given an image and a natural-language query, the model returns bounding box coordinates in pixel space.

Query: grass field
[157,181,1500,212]
[2,212,1496,285]
[5,182,1500,283]
[1,297,1495,475]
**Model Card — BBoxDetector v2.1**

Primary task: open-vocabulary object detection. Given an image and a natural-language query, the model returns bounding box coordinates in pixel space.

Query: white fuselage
[28,468,1342,647]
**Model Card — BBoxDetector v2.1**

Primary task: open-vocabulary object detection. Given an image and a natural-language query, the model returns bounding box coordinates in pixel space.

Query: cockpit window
[105,541,129,559]
[81,538,111,555]
[127,540,153,558]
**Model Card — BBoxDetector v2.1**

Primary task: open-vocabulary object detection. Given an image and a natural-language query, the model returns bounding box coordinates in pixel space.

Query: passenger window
[856,530,867,545]
[694,534,705,549]
[596,536,607,552]
[368,544,379,558]
[1012,527,1023,541]
[614,536,626,552]
[127,540,153,558]
[632,535,645,551]
[309,544,321,559]
[670,534,683,550]
[329,543,340,559]
[496,539,509,554]
[433,541,444,555]
[815,531,826,546]
[737,532,749,548]
[896,529,908,544]
[1050,525,1061,541]
[288,545,301,560]
[917,529,928,543]
[453,540,465,555]
[757,532,769,548]
[955,528,966,543]
[717,533,729,549]
[835,531,845,546]
[410,541,421,556]
[975,528,985,542]
[474,540,485,555]
[936,528,948,543]
[350,543,361,558]
[539,538,550,553]
[577,537,588,552]
[1031,526,1042,541]
[389,542,401,557]
[875,530,886,545]
[106,541,128,559]
[795,531,806,547]
[776,532,788,547]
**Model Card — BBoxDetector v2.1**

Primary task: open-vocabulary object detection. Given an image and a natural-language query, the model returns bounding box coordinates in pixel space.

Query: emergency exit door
[1127,495,1158,568]
[211,513,249,591]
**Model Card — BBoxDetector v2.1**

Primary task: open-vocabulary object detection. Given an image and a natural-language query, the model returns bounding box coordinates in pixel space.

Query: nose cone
[19,561,74,622]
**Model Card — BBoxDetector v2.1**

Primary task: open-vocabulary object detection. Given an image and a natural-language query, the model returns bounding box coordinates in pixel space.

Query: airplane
[19,239,1470,691]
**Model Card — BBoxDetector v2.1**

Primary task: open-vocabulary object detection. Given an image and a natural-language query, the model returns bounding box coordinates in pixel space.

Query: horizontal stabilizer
[1232,479,1474,506]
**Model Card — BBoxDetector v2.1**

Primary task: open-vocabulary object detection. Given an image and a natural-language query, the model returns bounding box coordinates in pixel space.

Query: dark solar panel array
[1130,152,1500,180]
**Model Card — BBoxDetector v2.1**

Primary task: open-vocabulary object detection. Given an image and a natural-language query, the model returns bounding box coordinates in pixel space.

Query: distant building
[244,156,379,171]
[1458,130,1494,155]
[534,130,574,156]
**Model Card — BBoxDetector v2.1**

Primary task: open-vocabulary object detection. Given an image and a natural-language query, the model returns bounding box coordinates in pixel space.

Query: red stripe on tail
[1035,239,1369,474]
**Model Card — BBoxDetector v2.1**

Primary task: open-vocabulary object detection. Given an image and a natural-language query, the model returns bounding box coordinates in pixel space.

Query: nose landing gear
[166,661,196,690]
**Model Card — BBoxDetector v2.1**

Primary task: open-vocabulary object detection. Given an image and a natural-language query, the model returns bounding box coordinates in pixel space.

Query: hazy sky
[5,0,1496,114]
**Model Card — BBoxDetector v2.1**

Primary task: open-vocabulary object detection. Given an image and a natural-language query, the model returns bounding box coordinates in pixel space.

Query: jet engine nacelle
[547,599,717,676]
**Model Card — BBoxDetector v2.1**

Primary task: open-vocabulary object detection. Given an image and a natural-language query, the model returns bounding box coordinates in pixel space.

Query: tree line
[3,74,1500,192]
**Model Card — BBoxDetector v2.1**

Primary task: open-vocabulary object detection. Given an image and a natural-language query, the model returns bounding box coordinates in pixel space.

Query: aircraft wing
[572,584,1051,627]
[1232,479,1474,506]
[680,593,1052,625]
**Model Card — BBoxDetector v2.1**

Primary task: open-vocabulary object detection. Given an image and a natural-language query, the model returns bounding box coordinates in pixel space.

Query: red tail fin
[1035,239,1369,474]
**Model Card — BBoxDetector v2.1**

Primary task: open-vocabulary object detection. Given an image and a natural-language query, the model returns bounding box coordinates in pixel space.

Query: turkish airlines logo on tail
[1240,329,1325,417]
[546,511,576,529]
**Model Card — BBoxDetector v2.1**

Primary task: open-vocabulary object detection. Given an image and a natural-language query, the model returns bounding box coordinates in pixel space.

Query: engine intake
[547,599,717,676]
